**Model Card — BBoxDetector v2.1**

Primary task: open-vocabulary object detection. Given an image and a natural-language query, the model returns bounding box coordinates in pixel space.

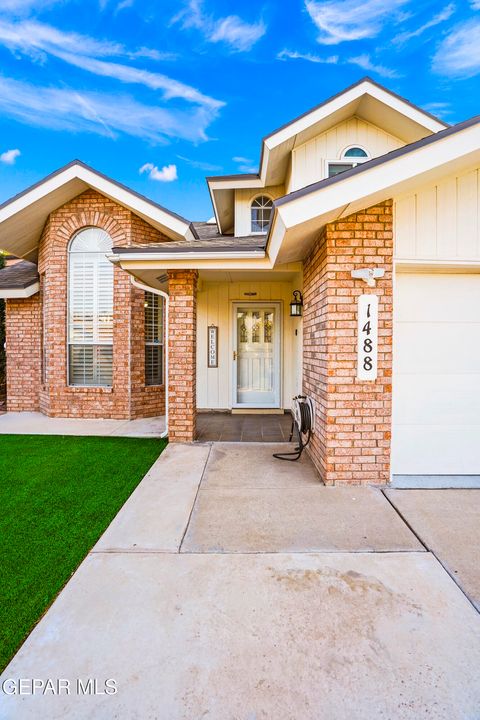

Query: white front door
[232,303,281,408]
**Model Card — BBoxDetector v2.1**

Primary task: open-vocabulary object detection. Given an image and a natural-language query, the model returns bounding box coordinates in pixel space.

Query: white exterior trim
[130,277,169,439]
[109,250,265,262]
[0,282,39,299]
[262,80,446,165]
[270,120,480,265]
[0,164,194,240]
[231,301,282,409]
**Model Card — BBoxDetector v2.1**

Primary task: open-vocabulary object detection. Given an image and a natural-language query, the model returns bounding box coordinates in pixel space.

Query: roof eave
[0,281,40,299]
[267,115,480,265]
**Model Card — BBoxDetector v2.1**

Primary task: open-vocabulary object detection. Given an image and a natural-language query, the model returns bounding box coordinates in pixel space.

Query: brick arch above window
[54,211,127,250]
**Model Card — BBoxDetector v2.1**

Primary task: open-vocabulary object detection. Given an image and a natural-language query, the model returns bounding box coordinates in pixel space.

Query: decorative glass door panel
[234,305,279,406]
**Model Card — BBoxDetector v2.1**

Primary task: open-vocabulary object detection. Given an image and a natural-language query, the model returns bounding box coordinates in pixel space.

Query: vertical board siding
[196,278,303,409]
[395,167,480,260]
[290,117,404,192]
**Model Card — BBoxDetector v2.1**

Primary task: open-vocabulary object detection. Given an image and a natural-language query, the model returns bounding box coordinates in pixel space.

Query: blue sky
[0,0,479,221]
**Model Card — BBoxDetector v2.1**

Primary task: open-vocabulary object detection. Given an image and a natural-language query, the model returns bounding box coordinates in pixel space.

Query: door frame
[231,301,282,409]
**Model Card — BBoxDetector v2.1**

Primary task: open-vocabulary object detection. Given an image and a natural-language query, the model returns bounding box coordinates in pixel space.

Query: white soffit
[270,119,480,265]
[0,162,195,261]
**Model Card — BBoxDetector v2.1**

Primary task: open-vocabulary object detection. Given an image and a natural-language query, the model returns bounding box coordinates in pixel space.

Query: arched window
[251,195,273,233]
[68,227,113,386]
[328,146,370,178]
[343,146,368,158]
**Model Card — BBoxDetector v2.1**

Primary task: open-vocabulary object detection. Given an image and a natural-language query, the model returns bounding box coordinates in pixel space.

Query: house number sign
[207,325,218,368]
[357,294,378,381]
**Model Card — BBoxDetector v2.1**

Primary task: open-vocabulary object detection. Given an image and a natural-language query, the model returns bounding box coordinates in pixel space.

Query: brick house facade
[1,79,478,486]
[7,189,166,420]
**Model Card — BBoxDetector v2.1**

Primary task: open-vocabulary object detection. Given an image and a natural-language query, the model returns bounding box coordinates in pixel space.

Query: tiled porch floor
[196,412,293,442]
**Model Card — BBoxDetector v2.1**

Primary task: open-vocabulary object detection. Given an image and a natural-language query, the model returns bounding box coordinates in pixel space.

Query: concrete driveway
[1,442,480,720]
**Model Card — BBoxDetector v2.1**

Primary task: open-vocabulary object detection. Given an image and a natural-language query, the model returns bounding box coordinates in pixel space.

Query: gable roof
[110,111,480,282]
[0,160,198,262]
[207,77,448,233]
[269,113,480,264]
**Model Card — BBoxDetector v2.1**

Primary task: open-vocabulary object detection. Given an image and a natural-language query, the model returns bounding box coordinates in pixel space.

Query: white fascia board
[274,122,480,255]
[109,250,266,262]
[366,84,446,133]
[263,83,366,152]
[0,282,39,299]
[266,213,288,266]
[0,163,193,241]
[263,80,445,155]
[0,165,80,223]
[208,177,263,190]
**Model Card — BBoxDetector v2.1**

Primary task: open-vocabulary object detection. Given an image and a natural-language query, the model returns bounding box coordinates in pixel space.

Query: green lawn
[0,434,167,671]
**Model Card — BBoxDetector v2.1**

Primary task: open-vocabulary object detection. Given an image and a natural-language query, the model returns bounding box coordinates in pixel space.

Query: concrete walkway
[0,411,166,437]
[1,442,480,719]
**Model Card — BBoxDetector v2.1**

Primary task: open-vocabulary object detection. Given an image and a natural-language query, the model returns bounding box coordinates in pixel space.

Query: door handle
[233,350,237,361]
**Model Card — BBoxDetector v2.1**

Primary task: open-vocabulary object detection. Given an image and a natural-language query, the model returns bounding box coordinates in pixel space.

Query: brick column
[303,200,393,485]
[167,270,198,442]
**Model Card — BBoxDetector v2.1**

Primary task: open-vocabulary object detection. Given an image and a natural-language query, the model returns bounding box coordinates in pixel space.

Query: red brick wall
[168,270,197,442]
[7,189,166,419]
[303,200,393,485]
[5,295,42,411]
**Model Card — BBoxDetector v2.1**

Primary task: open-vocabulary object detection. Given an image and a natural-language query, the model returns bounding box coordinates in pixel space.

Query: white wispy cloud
[421,101,453,119]
[0,18,223,112]
[172,0,266,52]
[0,18,126,60]
[0,18,178,66]
[393,4,455,45]
[0,148,20,164]
[52,52,223,109]
[233,156,258,173]
[432,18,480,77]
[177,155,222,171]
[471,0,480,8]
[208,16,266,52]
[277,49,339,63]
[139,163,178,182]
[0,75,217,143]
[305,0,409,44]
[0,0,59,12]
[347,54,401,78]
[277,48,397,78]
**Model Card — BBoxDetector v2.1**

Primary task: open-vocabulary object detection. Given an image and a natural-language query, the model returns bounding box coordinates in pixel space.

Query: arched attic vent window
[343,146,368,158]
[328,146,370,178]
[251,195,273,233]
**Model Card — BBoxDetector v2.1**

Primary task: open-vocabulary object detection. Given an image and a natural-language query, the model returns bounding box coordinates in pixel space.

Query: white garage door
[392,273,480,478]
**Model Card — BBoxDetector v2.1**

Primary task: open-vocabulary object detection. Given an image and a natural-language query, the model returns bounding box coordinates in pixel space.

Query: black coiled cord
[273,396,313,462]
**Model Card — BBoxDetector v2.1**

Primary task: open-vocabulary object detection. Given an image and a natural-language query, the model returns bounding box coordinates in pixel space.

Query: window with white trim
[251,195,273,233]
[144,291,164,386]
[328,146,369,178]
[68,228,113,386]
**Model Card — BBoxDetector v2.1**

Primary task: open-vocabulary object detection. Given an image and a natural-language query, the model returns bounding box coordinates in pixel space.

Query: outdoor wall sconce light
[290,290,303,317]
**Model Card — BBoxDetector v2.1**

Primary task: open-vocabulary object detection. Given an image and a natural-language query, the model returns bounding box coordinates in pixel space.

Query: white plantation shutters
[68,228,114,386]
[144,292,164,386]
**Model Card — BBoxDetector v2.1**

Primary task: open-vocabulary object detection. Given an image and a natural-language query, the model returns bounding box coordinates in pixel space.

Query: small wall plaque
[207,325,218,368]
